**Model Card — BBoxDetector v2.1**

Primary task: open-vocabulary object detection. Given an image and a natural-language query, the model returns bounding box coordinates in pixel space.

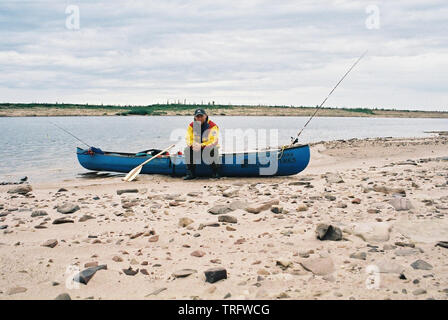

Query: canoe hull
[76,145,310,177]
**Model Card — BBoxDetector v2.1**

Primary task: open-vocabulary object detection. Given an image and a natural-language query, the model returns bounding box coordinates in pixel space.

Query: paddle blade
[123,166,142,182]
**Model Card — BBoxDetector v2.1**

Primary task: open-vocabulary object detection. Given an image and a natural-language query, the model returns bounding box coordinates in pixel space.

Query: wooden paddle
[123,144,176,182]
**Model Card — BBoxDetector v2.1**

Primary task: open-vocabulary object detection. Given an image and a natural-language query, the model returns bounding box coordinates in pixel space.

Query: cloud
[0,0,447,110]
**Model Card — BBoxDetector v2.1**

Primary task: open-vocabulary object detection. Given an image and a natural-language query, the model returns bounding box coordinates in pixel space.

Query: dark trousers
[184,146,220,176]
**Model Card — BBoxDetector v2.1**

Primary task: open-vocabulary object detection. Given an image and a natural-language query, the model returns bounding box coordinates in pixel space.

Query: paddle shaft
[135,144,176,169]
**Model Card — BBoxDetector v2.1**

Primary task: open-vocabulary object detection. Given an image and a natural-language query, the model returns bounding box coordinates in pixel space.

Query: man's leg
[203,146,221,178]
[183,146,196,180]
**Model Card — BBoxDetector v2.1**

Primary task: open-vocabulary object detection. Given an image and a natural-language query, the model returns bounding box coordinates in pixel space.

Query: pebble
[204,267,227,283]
[7,286,28,295]
[7,185,32,195]
[389,198,414,211]
[218,215,238,223]
[54,293,71,300]
[122,267,139,276]
[350,252,367,260]
[270,205,283,214]
[148,235,159,242]
[245,200,279,214]
[411,260,433,270]
[173,269,197,278]
[413,289,427,296]
[300,257,334,276]
[296,204,308,211]
[31,210,48,217]
[191,250,206,257]
[179,217,194,227]
[117,189,139,195]
[57,203,80,214]
[208,205,233,215]
[73,265,107,284]
[79,215,95,222]
[316,223,342,241]
[42,239,58,248]
[112,256,123,262]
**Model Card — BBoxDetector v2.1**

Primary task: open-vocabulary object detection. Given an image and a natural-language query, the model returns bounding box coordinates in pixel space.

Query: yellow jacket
[186,119,219,148]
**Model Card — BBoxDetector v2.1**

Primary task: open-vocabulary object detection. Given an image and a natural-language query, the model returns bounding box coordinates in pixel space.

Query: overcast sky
[0,0,447,110]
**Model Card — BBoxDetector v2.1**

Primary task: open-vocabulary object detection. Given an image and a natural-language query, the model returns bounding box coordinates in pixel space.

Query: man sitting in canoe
[184,108,220,180]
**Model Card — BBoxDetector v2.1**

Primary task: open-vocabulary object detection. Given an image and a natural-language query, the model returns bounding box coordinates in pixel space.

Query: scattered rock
[208,205,233,215]
[413,289,427,296]
[42,239,58,248]
[316,224,343,241]
[394,248,420,256]
[204,267,227,283]
[8,185,32,195]
[218,215,238,223]
[350,252,367,260]
[191,250,206,257]
[389,198,414,211]
[31,210,48,217]
[435,241,448,249]
[351,198,361,204]
[296,204,308,212]
[179,217,194,227]
[148,235,159,242]
[57,188,68,193]
[245,200,279,214]
[7,286,27,295]
[79,215,95,222]
[112,256,123,262]
[276,259,292,269]
[52,218,74,225]
[117,189,139,195]
[54,293,71,300]
[57,203,80,214]
[300,257,334,276]
[73,265,107,284]
[351,222,391,243]
[270,205,283,214]
[411,260,433,270]
[173,269,197,278]
[122,267,139,276]
[375,260,405,274]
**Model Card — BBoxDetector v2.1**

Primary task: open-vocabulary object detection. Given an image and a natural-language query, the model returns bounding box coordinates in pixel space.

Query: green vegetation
[341,107,375,115]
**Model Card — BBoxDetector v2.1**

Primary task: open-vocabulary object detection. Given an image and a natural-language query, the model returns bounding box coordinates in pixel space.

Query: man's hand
[192,142,201,151]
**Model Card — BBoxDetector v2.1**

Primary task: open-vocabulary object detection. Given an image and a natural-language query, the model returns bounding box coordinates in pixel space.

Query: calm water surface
[0,116,447,182]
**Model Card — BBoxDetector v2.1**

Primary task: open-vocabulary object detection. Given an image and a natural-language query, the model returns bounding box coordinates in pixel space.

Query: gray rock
[57,203,80,214]
[324,194,337,201]
[54,293,71,300]
[351,222,391,243]
[228,200,249,211]
[325,173,344,184]
[411,260,433,270]
[375,259,405,274]
[245,200,279,214]
[300,257,334,276]
[52,217,74,224]
[208,205,233,215]
[31,210,48,217]
[73,265,107,284]
[394,248,420,256]
[435,241,448,249]
[218,215,238,224]
[413,289,427,296]
[0,225,8,230]
[57,188,68,193]
[270,205,283,214]
[178,217,194,227]
[316,224,342,241]
[204,267,227,283]
[117,189,139,195]
[350,252,367,260]
[7,185,32,195]
[42,239,58,248]
[7,286,27,295]
[122,267,139,276]
[173,269,197,278]
[78,215,95,222]
[389,198,414,211]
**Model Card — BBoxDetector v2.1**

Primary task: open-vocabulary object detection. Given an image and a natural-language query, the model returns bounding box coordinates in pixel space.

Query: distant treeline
[0,102,444,116]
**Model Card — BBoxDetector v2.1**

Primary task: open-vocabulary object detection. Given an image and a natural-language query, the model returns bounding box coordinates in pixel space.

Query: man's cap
[194,108,207,116]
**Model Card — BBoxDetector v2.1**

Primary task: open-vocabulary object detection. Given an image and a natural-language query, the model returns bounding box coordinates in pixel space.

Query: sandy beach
[1,135,447,300]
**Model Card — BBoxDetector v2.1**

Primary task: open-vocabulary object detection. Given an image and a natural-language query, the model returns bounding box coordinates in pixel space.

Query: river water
[0,116,447,182]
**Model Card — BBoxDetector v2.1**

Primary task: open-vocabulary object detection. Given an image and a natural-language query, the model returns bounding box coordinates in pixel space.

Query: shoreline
[1,135,447,300]
[1,106,448,119]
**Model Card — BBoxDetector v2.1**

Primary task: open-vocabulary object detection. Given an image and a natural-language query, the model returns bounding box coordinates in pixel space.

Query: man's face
[194,114,206,124]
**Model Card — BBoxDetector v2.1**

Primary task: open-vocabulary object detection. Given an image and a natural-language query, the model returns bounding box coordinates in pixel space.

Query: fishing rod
[290,51,368,146]
[49,121,91,148]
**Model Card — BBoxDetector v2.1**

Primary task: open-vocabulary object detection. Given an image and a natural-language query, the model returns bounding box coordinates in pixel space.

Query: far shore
[1,104,448,119]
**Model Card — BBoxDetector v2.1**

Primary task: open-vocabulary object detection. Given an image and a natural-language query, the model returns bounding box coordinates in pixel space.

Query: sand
[0,135,447,300]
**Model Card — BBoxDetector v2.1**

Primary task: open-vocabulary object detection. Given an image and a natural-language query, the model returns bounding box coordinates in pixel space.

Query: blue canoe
[76,144,310,177]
